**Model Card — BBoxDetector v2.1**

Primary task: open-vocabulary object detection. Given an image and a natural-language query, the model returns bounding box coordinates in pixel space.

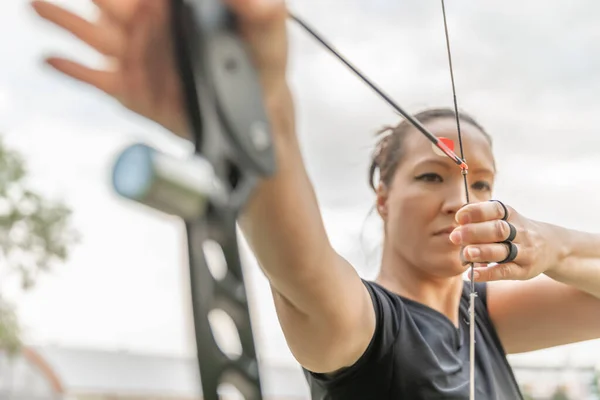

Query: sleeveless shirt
[303,280,523,399]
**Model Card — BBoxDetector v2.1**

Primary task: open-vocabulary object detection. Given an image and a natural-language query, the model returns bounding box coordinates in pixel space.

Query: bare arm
[545,229,600,298]
[239,82,375,373]
[488,227,600,354]
[235,11,375,373]
[488,276,600,354]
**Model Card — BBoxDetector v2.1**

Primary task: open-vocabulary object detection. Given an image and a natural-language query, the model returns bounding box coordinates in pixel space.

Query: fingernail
[472,271,480,280]
[449,230,462,244]
[467,247,481,258]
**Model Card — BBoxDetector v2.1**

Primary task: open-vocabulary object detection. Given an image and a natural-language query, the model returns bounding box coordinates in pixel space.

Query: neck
[375,242,464,327]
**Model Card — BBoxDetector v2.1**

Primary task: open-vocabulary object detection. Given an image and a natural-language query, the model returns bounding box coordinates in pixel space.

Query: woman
[31,0,600,398]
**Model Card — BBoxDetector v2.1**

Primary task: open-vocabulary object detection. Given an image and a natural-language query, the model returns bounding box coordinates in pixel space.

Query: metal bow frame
[111,1,476,399]
[113,1,274,399]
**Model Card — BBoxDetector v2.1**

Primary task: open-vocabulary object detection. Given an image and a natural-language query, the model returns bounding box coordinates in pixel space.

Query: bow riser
[171,1,274,399]
[113,0,275,399]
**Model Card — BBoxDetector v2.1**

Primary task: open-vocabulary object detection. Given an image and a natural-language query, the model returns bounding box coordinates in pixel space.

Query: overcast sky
[1,0,600,370]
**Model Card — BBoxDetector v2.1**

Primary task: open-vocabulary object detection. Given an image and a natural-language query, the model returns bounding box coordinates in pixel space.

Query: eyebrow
[414,158,495,175]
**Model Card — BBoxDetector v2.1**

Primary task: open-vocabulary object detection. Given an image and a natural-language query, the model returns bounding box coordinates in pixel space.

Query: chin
[424,253,466,278]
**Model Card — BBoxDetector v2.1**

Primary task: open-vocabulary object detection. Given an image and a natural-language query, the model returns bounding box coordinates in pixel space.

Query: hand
[449,200,564,282]
[31,0,288,138]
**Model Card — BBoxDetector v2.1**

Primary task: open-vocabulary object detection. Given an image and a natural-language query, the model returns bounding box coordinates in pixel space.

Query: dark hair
[368,108,493,192]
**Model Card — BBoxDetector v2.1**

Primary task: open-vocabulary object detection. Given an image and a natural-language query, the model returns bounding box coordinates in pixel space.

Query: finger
[456,200,511,225]
[119,0,156,103]
[92,0,141,24]
[45,57,118,96]
[31,1,123,56]
[450,220,513,245]
[462,242,524,264]
[469,262,526,282]
[224,0,287,22]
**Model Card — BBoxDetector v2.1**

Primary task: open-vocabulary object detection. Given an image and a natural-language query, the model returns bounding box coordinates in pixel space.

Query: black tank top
[303,280,523,399]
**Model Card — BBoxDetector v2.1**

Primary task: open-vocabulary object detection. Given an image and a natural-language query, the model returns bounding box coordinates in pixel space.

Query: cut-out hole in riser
[218,382,246,400]
[203,240,228,281]
[208,308,243,360]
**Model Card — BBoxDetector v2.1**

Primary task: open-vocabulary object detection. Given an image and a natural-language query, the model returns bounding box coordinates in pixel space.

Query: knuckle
[518,227,527,241]
[491,246,503,262]
[475,204,486,220]
[495,220,507,239]
[485,244,504,262]
[499,264,511,279]
[494,201,504,219]
[506,205,515,220]
[462,204,478,222]
[528,247,539,265]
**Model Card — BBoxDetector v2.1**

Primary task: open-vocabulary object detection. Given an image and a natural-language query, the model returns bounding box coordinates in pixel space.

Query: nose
[441,179,467,215]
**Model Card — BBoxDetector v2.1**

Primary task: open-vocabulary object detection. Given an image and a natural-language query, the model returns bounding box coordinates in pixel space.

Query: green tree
[550,385,571,400]
[520,384,535,400]
[590,370,600,400]
[0,137,78,354]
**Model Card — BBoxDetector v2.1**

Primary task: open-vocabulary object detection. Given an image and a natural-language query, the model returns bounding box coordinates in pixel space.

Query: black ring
[498,241,518,264]
[505,221,517,242]
[490,199,509,221]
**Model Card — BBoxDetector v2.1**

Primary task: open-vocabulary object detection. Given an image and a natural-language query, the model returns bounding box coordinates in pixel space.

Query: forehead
[402,117,495,171]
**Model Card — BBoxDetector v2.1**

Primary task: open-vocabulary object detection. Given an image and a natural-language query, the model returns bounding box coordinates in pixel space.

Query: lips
[434,226,457,235]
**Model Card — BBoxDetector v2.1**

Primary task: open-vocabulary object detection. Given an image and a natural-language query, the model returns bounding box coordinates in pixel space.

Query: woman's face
[377,117,496,277]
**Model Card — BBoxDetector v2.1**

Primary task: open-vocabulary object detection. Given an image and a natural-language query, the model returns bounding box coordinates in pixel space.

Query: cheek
[471,190,493,203]
[386,191,434,241]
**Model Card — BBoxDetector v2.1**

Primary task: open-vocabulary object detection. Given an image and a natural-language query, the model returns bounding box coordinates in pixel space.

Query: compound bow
[111,1,474,399]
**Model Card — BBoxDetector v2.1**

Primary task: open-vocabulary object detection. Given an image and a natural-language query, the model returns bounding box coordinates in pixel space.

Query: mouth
[433,226,457,236]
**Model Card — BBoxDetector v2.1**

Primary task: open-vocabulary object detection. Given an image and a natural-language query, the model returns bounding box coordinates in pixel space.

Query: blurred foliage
[591,370,600,399]
[521,384,535,400]
[0,300,21,356]
[550,385,571,400]
[0,136,78,354]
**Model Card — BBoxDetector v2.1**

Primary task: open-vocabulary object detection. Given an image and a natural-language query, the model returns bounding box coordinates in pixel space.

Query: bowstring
[440,1,477,399]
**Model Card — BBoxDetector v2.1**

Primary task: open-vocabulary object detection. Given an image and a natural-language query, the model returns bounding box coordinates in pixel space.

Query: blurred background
[0,0,599,399]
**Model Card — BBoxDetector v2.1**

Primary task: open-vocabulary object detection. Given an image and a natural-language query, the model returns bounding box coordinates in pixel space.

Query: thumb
[470,262,524,282]
[224,0,289,87]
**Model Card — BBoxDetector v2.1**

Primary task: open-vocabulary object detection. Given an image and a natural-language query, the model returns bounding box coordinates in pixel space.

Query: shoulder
[303,281,411,393]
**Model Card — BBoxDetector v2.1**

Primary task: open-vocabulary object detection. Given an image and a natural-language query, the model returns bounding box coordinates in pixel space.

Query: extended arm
[488,225,600,354]
[545,228,600,299]
[220,2,375,373]
[239,77,375,373]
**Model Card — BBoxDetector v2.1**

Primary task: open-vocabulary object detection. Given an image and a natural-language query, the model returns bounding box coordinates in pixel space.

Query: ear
[376,182,389,219]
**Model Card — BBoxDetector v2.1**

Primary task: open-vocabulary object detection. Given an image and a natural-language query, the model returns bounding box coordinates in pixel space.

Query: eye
[415,173,443,183]
[472,180,492,192]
